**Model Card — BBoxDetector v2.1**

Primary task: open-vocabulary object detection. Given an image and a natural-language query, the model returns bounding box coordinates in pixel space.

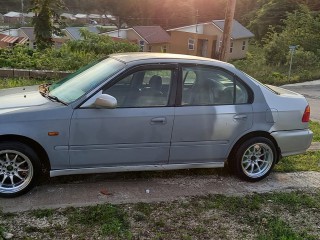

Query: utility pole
[21,0,25,25]
[219,0,236,62]
[195,9,199,33]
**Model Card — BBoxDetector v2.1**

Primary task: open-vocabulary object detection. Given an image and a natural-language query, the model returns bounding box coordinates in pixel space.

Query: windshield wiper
[45,94,68,106]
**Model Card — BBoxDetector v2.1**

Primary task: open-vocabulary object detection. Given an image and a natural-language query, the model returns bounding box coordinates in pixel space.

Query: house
[23,12,35,23]
[20,27,66,49]
[105,26,171,53]
[63,26,100,40]
[3,12,22,24]
[168,20,254,60]
[0,32,28,48]
[0,27,66,49]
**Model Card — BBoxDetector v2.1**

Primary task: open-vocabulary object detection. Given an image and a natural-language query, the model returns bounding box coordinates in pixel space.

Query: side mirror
[93,94,117,109]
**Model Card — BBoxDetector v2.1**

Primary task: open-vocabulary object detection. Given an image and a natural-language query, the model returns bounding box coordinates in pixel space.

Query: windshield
[48,58,125,104]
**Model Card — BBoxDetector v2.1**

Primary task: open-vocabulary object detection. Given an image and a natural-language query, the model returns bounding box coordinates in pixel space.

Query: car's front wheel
[0,142,41,198]
[230,137,277,181]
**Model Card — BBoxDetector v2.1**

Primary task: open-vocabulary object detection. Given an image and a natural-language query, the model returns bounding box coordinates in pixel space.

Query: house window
[161,45,167,53]
[148,45,152,52]
[139,40,145,52]
[242,40,246,51]
[33,42,37,49]
[229,42,233,53]
[188,39,195,50]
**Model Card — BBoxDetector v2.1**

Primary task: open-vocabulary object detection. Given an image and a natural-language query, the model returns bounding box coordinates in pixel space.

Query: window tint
[181,66,250,106]
[104,69,172,108]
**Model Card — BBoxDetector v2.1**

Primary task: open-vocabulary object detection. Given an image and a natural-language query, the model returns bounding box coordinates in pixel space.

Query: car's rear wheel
[230,137,277,181]
[0,142,41,198]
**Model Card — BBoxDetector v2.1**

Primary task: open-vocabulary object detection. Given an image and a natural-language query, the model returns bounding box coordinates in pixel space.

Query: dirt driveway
[1,171,319,213]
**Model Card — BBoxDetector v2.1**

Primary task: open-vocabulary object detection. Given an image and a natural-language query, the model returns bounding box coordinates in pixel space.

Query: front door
[170,65,253,164]
[69,65,177,168]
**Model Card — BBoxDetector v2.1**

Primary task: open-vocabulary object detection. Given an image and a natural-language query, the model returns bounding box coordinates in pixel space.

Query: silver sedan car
[0,53,313,197]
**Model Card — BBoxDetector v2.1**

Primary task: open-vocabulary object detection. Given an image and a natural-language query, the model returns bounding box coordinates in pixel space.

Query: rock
[2,232,14,239]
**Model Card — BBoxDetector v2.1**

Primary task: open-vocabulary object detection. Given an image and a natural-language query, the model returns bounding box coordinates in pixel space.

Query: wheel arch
[0,134,51,173]
[228,131,281,163]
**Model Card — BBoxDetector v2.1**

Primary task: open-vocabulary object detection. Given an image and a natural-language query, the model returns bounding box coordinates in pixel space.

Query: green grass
[67,204,132,238]
[1,191,320,239]
[275,151,320,172]
[257,216,318,240]
[310,121,320,142]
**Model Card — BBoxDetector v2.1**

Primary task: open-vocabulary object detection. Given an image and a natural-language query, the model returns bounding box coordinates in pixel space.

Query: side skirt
[50,162,225,177]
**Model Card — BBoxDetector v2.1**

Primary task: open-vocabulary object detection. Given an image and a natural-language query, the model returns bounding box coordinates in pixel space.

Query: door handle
[234,115,247,120]
[150,117,167,124]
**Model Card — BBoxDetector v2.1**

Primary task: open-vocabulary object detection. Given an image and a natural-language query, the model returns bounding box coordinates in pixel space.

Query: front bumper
[271,129,313,157]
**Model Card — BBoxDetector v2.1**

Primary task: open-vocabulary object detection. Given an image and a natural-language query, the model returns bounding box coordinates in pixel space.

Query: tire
[229,137,277,182]
[0,142,41,198]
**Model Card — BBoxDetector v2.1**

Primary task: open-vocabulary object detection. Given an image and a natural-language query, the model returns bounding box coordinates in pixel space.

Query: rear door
[170,65,253,164]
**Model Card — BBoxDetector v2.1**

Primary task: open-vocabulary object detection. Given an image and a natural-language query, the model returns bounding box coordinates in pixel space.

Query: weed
[31,209,54,218]
[134,202,152,216]
[0,225,4,240]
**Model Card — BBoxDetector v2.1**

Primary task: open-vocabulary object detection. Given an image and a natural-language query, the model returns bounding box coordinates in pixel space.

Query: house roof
[168,20,254,40]
[132,26,170,44]
[0,33,28,44]
[75,14,87,19]
[4,11,21,18]
[88,14,101,19]
[61,13,76,20]
[64,26,99,40]
[23,12,35,18]
[212,20,254,39]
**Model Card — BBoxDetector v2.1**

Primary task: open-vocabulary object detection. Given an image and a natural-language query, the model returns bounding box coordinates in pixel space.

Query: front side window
[104,69,173,108]
[181,66,249,106]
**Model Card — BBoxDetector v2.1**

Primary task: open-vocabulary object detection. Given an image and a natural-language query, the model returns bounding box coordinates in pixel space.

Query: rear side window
[181,66,250,106]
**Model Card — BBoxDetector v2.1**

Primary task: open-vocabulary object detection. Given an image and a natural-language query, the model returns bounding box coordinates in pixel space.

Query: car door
[69,64,178,168]
[169,65,253,164]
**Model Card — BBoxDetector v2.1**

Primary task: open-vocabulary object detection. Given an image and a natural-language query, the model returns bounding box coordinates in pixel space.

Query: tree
[263,5,320,65]
[30,0,65,50]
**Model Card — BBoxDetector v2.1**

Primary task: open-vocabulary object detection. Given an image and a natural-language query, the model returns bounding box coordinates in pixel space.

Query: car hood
[0,86,49,113]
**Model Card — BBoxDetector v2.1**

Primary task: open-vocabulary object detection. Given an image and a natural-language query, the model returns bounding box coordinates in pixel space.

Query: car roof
[109,52,234,68]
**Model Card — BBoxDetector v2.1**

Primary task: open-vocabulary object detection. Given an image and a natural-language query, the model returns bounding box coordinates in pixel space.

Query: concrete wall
[0,68,70,79]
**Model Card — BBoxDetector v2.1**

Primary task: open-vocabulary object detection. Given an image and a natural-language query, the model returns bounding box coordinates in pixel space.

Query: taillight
[302,105,310,122]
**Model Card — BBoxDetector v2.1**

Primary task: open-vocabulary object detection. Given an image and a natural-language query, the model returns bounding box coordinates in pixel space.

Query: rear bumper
[271,129,313,157]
